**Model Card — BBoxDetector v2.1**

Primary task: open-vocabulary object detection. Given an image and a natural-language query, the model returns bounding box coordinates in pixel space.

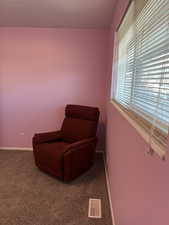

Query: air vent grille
[88,198,102,219]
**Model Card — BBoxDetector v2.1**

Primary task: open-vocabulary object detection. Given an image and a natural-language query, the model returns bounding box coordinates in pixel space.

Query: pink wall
[106,1,169,225]
[0,28,109,149]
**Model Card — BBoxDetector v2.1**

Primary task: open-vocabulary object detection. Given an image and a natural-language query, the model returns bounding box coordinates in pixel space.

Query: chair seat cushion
[34,142,69,175]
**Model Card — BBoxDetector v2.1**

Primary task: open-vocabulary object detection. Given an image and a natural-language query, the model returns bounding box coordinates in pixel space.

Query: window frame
[110,0,168,159]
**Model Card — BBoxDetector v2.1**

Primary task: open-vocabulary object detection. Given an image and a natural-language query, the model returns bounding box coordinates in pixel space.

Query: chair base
[35,160,94,182]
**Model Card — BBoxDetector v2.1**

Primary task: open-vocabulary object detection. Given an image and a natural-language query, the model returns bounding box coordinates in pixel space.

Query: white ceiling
[0,0,115,28]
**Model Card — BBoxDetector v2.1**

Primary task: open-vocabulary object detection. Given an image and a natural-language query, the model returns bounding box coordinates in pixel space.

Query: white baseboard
[0,147,33,151]
[103,153,116,225]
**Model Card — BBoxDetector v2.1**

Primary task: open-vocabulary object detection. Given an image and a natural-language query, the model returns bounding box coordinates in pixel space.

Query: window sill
[110,100,166,159]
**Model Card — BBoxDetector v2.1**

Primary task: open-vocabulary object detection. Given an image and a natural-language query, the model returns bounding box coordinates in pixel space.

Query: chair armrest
[63,137,97,181]
[33,130,62,146]
[66,137,97,151]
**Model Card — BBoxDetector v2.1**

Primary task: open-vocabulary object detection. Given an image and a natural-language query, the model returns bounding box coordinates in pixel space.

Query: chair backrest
[61,105,100,143]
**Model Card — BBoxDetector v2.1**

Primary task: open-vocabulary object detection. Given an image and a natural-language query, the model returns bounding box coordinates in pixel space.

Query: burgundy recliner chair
[33,105,100,181]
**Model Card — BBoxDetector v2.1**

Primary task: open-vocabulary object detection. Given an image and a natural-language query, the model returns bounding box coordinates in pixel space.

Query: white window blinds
[114,0,169,158]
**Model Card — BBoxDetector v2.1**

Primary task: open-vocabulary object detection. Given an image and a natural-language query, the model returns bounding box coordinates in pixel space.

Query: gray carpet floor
[0,150,112,225]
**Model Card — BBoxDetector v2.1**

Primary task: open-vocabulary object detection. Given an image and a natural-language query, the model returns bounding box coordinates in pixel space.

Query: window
[112,0,169,158]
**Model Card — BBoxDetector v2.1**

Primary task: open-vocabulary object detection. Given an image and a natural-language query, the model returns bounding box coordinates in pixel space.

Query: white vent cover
[88,198,102,219]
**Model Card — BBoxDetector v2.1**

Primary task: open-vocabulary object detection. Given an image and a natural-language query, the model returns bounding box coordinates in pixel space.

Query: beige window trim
[110,100,166,159]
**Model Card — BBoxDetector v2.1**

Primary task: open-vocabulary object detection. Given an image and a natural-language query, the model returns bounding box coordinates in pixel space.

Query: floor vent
[88,198,102,219]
